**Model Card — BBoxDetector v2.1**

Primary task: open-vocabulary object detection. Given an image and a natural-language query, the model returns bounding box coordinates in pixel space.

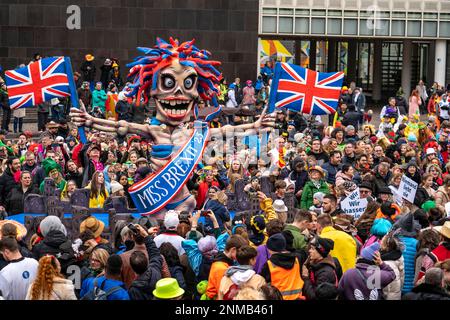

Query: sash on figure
[129,121,210,215]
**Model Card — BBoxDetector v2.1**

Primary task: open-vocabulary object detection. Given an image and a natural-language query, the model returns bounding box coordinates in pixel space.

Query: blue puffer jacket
[398,236,418,294]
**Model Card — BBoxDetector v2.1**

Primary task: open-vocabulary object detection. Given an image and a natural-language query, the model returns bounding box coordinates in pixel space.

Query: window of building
[343,19,358,35]
[279,17,293,33]
[328,10,342,17]
[295,17,309,34]
[295,9,310,16]
[407,12,422,19]
[312,10,326,16]
[279,8,293,15]
[423,21,437,37]
[360,19,373,36]
[407,21,421,37]
[423,13,438,20]
[311,18,326,34]
[262,16,277,33]
[392,12,406,19]
[391,20,405,36]
[262,8,277,15]
[440,21,450,38]
[375,20,390,36]
[344,11,358,17]
[327,18,342,35]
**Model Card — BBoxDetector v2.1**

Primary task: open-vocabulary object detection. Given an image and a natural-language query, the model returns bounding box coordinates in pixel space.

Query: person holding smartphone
[191,209,221,238]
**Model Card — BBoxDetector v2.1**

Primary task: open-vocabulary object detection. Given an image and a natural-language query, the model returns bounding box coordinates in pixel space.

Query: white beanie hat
[110,181,124,194]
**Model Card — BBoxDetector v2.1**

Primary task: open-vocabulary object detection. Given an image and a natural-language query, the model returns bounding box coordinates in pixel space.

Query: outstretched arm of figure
[69,100,153,138]
[210,106,275,137]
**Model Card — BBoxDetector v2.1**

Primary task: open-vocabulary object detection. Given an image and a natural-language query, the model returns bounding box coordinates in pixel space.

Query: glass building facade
[259,0,450,101]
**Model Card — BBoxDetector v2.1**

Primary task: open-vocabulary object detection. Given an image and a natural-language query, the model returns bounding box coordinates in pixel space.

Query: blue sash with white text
[129,121,210,215]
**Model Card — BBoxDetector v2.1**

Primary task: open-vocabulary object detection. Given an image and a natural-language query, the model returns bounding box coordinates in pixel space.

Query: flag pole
[267,62,282,114]
[64,57,87,144]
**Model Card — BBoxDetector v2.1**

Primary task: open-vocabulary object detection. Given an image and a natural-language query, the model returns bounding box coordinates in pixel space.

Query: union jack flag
[268,62,344,115]
[5,57,71,110]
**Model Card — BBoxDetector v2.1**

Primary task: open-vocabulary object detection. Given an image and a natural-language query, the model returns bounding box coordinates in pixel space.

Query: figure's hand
[70,100,93,127]
[255,106,275,129]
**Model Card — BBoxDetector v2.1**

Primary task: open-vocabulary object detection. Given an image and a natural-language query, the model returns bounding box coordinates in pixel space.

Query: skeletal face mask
[152,60,198,127]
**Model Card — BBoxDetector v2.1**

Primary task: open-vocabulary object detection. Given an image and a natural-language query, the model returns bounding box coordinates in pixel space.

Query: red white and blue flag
[268,62,344,115]
[5,56,72,110]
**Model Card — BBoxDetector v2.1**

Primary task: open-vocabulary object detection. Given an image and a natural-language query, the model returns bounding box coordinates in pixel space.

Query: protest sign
[398,175,418,204]
[341,189,368,219]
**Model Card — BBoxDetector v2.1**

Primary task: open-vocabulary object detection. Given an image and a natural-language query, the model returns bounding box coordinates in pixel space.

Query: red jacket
[196,181,219,209]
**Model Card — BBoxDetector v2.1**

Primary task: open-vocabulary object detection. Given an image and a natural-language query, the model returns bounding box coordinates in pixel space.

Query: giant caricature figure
[70,38,274,215]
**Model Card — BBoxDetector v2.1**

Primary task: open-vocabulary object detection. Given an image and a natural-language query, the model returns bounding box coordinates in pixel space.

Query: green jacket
[300,179,329,210]
[283,224,307,250]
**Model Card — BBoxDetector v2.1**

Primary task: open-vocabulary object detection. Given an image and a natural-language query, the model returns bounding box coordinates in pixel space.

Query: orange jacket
[268,257,304,300]
[206,254,233,299]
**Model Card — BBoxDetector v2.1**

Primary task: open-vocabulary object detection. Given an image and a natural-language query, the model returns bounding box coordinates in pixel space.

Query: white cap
[164,210,179,230]
[273,199,288,212]
[426,148,436,155]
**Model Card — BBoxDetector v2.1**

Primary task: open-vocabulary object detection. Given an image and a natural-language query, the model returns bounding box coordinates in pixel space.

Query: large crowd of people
[0,55,449,301]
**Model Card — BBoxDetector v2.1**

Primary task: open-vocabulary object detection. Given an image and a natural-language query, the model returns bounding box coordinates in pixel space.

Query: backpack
[81,279,122,301]
[353,268,381,300]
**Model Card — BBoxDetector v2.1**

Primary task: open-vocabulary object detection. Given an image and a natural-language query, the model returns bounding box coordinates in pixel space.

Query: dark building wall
[0,0,259,83]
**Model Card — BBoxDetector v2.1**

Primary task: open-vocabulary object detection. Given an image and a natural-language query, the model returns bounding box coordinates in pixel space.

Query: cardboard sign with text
[398,175,418,204]
[340,189,368,220]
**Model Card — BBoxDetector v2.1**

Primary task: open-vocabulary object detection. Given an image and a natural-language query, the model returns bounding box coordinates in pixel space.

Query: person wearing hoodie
[205,235,248,300]
[218,245,266,300]
[379,231,405,300]
[338,242,396,300]
[128,225,163,300]
[283,209,310,251]
[260,233,304,300]
[392,213,420,294]
[302,236,339,300]
[32,216,76,276]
